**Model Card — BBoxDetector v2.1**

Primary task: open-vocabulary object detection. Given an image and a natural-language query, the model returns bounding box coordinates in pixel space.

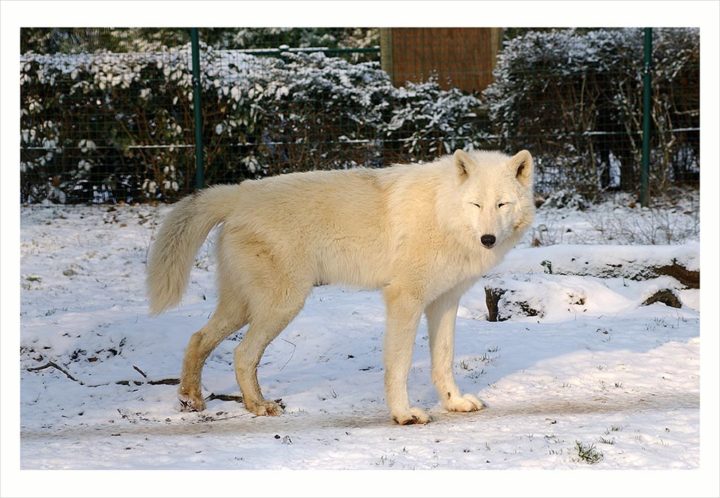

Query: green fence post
[190,28,204,190]
[640,28,653,207]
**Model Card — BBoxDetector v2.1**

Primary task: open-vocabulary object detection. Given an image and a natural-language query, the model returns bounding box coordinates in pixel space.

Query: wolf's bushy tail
[146,185,238,315]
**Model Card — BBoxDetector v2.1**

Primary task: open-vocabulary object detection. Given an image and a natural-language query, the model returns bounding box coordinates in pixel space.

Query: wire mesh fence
[20,27,699,205]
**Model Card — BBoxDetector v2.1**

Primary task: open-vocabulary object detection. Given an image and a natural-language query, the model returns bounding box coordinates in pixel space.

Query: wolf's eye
[497,202,508,208]
[471,202,481,208]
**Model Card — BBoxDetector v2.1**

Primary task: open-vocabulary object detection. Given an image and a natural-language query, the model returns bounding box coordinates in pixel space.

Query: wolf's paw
[392,407,431,425]
[246,399,284,417]
[444,393,485,413]
[178,392,206,412]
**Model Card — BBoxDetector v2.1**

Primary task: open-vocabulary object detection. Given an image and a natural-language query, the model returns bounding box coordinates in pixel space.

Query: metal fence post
[190,28,204,190]
[640,28,653,206]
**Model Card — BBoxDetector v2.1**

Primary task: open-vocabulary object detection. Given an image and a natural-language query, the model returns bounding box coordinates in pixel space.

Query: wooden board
[381,28,502,92]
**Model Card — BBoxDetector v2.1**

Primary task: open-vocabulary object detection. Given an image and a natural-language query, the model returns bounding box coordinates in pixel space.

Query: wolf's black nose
[481,234,496,248]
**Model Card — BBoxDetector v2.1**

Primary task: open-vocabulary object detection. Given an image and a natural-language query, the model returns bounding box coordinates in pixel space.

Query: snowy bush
[21,46,484,203]
[174,48,486,179]
[21,49,194,203]
[384,79,490,158]
[484,28,699,198]
[21,29,698,204]
[21,28,379,55]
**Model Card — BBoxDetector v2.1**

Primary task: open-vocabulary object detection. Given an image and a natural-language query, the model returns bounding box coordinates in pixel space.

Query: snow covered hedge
[21,46,484,203]
[483,28,699,197]
[20,29,699,204]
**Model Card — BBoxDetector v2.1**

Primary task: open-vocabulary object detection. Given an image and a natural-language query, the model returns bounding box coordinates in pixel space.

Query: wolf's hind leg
[233,285,308,417]
[178,299,248,412]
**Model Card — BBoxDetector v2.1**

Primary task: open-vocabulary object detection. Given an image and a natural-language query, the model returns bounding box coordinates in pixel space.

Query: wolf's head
[452,149,535,251]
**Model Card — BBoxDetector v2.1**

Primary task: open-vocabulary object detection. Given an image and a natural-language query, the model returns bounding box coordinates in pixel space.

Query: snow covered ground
[16,195,705,474]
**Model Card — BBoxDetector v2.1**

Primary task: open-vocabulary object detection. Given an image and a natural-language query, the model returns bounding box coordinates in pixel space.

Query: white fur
[147,149,535,424]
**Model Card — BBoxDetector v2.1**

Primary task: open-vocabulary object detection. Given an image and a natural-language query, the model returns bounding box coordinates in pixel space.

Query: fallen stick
[26,362,179,388]
[26,361,81,383]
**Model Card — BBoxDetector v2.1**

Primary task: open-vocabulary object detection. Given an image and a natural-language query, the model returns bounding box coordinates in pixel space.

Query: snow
[16,198,703,473]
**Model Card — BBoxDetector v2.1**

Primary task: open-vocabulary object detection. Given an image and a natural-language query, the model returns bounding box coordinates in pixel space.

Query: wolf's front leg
[425,289,485,413]
[383,288,430,425]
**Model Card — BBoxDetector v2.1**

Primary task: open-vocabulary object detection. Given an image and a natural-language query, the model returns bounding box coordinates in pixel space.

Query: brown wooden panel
[385,28,500,92]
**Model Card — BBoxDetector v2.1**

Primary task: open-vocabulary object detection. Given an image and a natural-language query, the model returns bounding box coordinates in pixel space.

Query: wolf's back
[146,185,238,315]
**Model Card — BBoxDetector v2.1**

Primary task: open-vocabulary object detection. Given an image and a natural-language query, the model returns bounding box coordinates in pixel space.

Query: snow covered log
[482,243,698,322]
[488,243,699,288]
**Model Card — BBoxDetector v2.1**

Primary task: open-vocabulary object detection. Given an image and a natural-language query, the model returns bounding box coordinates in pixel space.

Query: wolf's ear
[454,149,474,179]
[509,150,533,188]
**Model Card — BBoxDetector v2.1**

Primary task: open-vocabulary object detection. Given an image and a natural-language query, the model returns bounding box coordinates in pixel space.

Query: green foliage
[20,45,484,203]
[21,28,379,54]
[19,28,699,204]
[484,28,699,198]
[574,440,604,464]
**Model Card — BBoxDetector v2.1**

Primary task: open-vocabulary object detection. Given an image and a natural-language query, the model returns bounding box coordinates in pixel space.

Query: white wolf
[147,149,535,424]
